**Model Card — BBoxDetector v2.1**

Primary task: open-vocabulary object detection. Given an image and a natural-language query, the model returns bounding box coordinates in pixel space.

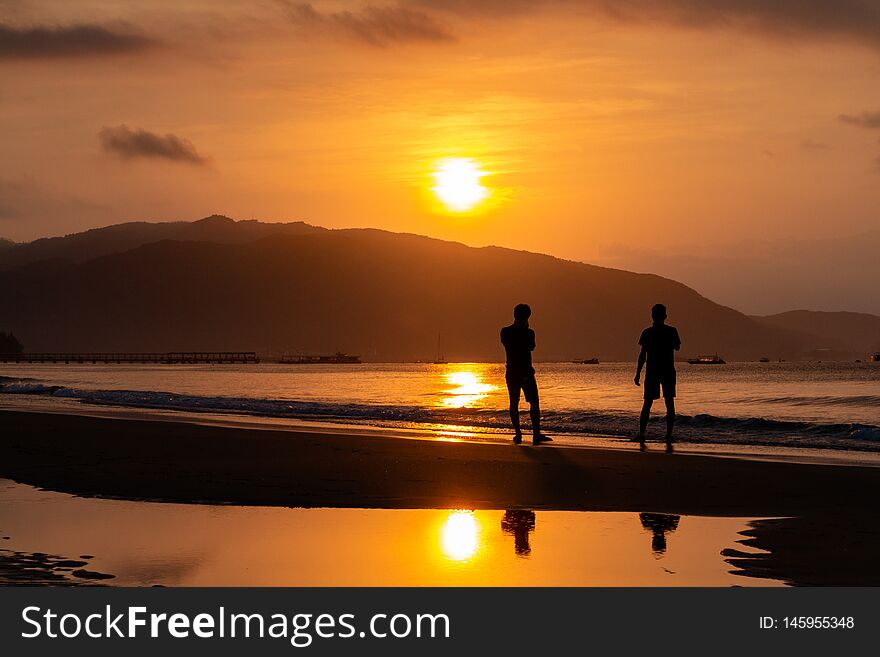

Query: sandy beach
[2,409,879,585]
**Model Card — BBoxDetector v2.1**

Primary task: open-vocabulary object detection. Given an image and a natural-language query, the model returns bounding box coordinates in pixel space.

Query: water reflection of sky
[0,480,780,587]
[439,367,497,409]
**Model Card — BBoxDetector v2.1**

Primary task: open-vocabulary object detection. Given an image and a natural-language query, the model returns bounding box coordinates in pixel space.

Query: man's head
[513,303,532,323]
[651,303,667,323]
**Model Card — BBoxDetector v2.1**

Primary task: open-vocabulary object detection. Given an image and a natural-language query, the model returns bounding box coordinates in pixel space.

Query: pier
[0,352,260,364]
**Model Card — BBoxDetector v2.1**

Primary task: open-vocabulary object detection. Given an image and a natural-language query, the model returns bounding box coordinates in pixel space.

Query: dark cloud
[839,111,880,170]
[416,0,880,48]
[0,23,155,59]
[281,2,455,47]
[412,0,541,17]
[839,110,880,129]
[99,126,208,165]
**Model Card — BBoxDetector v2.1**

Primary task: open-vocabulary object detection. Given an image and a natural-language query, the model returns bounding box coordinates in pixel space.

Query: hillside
[753,311,880,356]
[0,218,818,361]
[0,215,323,271]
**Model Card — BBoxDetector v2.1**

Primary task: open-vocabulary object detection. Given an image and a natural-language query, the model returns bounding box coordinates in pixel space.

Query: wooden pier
[0,352,260,364]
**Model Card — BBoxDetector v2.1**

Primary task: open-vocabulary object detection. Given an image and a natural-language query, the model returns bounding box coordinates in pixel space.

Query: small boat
[280,352,362,364]
[687,354,726,365]
[758,357,770,363]
[870,353,880,363]
[571,358,599,364]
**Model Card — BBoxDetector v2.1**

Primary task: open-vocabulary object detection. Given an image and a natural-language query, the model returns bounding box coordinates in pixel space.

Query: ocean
[1,361,878,453]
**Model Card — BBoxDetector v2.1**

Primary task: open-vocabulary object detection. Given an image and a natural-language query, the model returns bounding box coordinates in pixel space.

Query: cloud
[0,22,155,59]
[839,111,880,168]
[281,2,455,47]
[99,126,208,165]
[415,0,880,49]
[839,110,880,128]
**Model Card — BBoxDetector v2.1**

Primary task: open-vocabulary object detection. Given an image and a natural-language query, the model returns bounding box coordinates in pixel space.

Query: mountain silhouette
[0,217,831,361]
[0,215,323,272]
[753,310,880,356]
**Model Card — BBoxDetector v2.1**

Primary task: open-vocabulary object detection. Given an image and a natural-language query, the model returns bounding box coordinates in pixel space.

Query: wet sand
[2,409,879,585]
[0,549,113,586]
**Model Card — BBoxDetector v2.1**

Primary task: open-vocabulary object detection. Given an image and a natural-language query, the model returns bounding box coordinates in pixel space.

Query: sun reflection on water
[441,369,495,408]
[440,510,481,561]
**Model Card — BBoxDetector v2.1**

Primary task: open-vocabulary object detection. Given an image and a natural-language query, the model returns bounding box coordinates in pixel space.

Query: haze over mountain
[0,217,874,361]
[0,215,322,271]
[753,311,880,356]
[597,232,880,316]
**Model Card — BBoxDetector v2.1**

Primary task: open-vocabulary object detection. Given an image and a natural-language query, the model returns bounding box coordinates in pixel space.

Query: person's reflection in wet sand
[639,513,680,555]
[501,510,536,556]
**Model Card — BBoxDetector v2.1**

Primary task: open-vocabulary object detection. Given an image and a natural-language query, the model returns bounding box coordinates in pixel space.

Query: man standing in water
[634,303,681,452]
[501,303,551,445]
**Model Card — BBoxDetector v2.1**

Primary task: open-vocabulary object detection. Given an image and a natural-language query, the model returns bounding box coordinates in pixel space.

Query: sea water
[1,361,878,452]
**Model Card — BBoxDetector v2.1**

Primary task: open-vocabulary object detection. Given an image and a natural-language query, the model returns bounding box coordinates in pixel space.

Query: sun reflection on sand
[440,510,481,561]
[441,368,496,408]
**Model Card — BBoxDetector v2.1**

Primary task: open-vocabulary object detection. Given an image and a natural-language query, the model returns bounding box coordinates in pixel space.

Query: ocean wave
[2,378,879,450]
[736,394,880,408]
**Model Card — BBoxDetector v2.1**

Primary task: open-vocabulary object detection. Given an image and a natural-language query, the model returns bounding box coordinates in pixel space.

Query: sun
[439,510,480,561]
[430,158,490,212]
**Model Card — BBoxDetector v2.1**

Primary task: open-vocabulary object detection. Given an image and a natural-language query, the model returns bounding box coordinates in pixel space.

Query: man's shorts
[506,371,539,404]
[644,370,676,400]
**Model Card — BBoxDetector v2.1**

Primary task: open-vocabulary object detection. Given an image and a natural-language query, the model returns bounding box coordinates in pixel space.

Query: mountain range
[1,216,877,361]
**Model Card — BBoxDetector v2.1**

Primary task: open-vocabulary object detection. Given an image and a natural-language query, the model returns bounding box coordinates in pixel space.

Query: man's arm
[634,346,646,385]
[528,329,536,352]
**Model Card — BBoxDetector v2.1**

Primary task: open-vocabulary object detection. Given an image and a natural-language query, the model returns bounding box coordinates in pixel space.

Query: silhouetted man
[501,304,551,445]
[501,510,537,556]
[634,303,681,452]
[639,513,680,555]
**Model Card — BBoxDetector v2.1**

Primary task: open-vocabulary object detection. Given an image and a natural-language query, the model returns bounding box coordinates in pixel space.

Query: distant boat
[571,358,599,364]
[687,354,726,365]
[280,352,361,364]
[433,331,447,364]
[870,353,880,363]
[758,357,770,363]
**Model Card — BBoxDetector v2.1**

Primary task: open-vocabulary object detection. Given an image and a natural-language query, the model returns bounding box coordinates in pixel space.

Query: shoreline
[2,408,879,514]
[3,408,880,585]
[3,395,879,469]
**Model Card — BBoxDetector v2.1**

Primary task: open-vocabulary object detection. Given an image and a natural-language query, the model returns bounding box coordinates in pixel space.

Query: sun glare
[431,158,490,212]
[442,370,495,408]
[440,510,480,561]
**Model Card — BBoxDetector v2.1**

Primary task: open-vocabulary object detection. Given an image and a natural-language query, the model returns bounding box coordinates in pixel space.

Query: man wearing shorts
[500,304,551,445]
[634,303,681,452]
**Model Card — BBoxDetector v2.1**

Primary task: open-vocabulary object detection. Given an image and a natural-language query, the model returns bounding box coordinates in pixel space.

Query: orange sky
[2,1,880,312]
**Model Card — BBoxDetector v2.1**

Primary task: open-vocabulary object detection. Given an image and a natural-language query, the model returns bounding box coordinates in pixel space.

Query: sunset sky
[3,1,880,313]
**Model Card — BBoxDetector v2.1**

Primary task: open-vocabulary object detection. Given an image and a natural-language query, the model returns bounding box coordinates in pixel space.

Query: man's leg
[639,399,653,440]
[529,396,541,437]
[507,376,522,442]
[509,398,522,437]
[524,376,550,444]
[664,397,675,442]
